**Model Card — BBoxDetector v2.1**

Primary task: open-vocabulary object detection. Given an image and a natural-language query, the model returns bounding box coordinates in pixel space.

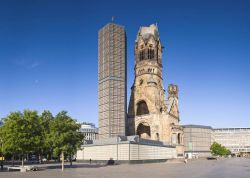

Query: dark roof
[181,124,213,129]
[213,128,250,130]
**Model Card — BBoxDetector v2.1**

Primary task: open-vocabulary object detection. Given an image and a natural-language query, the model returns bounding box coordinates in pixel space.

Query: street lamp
[0,138,3,170]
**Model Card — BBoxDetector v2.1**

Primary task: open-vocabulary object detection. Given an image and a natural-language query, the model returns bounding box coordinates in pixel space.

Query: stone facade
[127,24,184,156]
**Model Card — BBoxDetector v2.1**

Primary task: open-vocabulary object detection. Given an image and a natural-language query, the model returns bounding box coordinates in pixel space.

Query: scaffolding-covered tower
[98,23,127,139]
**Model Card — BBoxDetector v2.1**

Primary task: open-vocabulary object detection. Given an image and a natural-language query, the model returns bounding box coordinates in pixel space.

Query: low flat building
[213,128,250,157]
[183,125,250,158]
[76,135,177,163]
[182,125,213,158]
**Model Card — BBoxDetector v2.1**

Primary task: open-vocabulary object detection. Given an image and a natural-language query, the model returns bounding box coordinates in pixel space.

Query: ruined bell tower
[127,24,169,142]
[127,24,183,148]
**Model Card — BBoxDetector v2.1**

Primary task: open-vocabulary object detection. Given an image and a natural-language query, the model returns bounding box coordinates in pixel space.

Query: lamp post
[0,138,3,170]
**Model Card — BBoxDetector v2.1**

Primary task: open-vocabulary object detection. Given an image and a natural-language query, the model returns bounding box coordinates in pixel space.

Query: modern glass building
[98,23,127,139]
[182,125,213,158]
[183,125,250,158]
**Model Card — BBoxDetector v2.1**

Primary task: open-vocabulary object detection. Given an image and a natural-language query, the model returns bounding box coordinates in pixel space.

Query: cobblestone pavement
[0,158,250,178]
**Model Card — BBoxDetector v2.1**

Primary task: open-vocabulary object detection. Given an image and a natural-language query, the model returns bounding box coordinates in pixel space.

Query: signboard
[188,142,193,151]
[0,157,4,161]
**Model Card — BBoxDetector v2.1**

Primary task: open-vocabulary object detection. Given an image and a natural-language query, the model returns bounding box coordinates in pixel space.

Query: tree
[0,110,43,166]
[48,111,84,171]
[1,110,54,164]
[39,110,54,162]
[23,110,43,161]
[210,142,231,156]
[1,112,24,165]
[1,110,84,169]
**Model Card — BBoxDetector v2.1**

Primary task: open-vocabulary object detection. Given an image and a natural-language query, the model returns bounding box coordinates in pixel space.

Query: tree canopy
[0,110,84,170]
[48,111,84,170]
[210,142,231,156]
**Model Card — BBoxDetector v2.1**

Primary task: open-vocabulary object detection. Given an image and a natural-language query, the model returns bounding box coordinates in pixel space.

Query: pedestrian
[0,162,3,170]
[89,158,92,164]
[184,155,188,164]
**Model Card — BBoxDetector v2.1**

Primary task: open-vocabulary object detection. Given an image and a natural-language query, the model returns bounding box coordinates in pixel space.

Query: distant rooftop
[83,135,174,147]
[214,128,250,130]
[182,124,213,129]
[80,122,96,128]
[182,124,250,130]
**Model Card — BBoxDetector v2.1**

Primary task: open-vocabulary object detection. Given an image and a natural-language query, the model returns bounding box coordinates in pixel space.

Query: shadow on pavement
[45,164,109,170]
[0,163,114,172]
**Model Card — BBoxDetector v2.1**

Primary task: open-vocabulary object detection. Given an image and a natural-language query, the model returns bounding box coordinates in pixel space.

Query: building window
[139,50,145,61]
[148,49,154,59]
[136,100,149,116]
[178,133,181,144]
[137,123,151,139]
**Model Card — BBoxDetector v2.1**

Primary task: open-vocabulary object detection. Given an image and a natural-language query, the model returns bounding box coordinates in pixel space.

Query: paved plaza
[0,158,250,178]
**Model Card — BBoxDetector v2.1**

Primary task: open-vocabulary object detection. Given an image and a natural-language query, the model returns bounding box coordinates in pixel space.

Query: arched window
[136,100,149,116]
[148,49,154,59]
[137,123,151,139]
[177,133,181,144]
[139,50,145,61]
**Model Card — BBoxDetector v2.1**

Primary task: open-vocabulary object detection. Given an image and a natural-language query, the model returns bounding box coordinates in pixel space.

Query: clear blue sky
[0,0,250,128]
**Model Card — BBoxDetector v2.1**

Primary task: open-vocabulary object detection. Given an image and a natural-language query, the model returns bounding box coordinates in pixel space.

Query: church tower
[127,24,183,146]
